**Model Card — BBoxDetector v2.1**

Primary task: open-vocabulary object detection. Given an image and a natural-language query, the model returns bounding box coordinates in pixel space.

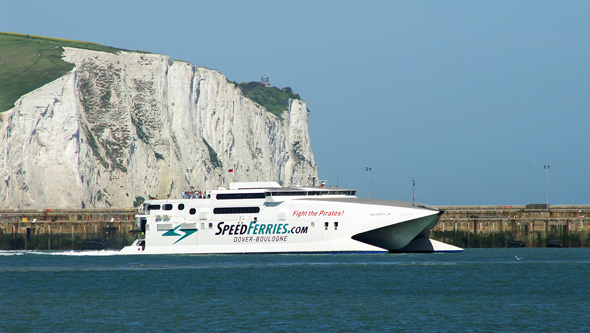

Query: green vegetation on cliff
[203,138,222,169]
[237,81,301,118]
[0,32,305,117]
[0,32,127,112]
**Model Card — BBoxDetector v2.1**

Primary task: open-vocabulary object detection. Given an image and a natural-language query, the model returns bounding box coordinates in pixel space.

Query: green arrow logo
[163,225,198,244]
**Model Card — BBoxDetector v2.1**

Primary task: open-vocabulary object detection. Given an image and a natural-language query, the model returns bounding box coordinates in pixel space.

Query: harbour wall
[1,205,589,250]
[434,205,590,248]
[0,209,136,250]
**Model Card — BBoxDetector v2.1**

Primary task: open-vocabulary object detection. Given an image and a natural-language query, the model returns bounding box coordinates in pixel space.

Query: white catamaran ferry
[121,182,462,254]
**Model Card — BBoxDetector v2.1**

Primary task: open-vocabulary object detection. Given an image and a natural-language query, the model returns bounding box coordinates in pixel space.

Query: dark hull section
[351,211,443,250]
[389,237,463,253]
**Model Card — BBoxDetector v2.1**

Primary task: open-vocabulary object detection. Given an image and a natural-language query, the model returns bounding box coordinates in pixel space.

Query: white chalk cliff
[0,48,317,208]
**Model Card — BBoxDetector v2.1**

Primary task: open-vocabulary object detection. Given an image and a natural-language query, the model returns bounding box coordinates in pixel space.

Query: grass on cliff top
[237,81,302,118]
[0,32,303,117]
[0,32,127,113]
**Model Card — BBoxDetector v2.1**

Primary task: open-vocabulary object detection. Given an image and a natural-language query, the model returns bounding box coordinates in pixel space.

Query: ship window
[209,223,213,229]
[324,222,329,230]
[189,208,196,215]
[147,204,161,211]
[270,191,305,196]
[213,207,260,214]
[178,204,185,210]
[311,222,315,227]
[201,223,205,229]
[199,211,208,220]
[334,222,339,230]
[216,193,266,200]
[163,204,173,211]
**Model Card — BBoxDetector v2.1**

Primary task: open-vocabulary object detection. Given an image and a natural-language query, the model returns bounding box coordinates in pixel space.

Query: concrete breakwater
[434,205,590,248]
[1,205,589,250]
[0,209,136,250]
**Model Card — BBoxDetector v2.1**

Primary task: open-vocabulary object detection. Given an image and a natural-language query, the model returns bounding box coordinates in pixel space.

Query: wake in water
[0,249,121,256]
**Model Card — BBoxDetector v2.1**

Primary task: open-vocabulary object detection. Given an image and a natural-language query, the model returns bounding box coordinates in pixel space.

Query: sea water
[1,248,589,332]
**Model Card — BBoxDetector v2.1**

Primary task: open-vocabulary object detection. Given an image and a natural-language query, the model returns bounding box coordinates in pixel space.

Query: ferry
[120,182,462,254]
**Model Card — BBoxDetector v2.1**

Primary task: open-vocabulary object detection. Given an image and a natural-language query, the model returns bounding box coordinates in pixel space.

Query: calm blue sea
[1,248,589,332]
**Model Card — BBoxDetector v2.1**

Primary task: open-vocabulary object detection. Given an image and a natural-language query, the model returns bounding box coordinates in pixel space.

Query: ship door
[140,218,147,233]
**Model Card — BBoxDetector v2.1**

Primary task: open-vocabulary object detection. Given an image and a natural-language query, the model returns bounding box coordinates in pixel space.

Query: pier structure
[434,205,590,248]
[0,209,136,250]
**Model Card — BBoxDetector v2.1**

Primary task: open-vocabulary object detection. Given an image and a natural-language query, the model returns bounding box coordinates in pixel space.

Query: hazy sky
[2,0,589,205]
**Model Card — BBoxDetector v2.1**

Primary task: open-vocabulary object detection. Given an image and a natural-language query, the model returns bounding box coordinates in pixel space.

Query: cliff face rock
[0,48,317,208]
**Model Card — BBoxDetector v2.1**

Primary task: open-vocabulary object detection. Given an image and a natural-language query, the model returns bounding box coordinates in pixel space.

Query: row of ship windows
[147,190,356,204]
[147,204,341,230]
[215,191,356,200]
[147,205,339,229]
[148,204,260,215]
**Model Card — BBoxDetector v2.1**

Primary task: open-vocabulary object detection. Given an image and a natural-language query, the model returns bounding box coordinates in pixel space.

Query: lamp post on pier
[412,179,415,206]
[544,164,550,211]
[365,166,372,198]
